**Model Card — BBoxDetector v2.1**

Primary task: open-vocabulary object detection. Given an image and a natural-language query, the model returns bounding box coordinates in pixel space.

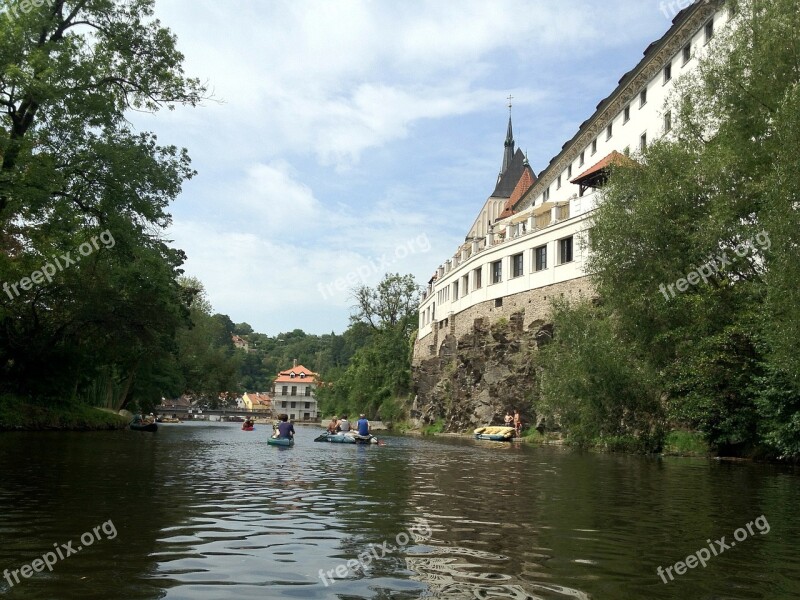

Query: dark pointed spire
[501,96,515,175]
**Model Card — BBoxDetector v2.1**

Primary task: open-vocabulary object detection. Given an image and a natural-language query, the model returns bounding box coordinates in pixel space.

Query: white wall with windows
[417,2,734,343]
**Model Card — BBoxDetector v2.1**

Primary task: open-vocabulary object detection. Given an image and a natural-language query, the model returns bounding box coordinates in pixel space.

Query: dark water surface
[1,422,799,599]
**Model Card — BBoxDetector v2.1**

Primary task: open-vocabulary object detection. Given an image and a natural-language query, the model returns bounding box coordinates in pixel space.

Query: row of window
[428,237,574,315]
[280,401,313,409]
[540,16,718,203]
[280,385,313,396]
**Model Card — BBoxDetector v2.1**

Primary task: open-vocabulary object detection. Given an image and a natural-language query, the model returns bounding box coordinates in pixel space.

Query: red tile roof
[570,150,635,184]
[499,164,536,219]
[274,365,318,384]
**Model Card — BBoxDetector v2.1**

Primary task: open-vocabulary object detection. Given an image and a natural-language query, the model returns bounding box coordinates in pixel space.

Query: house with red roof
[271,361,319,421]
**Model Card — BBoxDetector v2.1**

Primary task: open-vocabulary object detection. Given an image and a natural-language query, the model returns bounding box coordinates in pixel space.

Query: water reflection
[0,424,799,599]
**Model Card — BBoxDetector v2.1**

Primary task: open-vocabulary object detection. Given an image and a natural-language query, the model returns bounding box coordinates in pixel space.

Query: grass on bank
[662,430,710,456]
[0,395,128,431]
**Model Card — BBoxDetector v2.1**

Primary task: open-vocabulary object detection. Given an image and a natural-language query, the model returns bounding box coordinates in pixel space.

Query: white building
[271,363,319,421]
[415,0,733,361]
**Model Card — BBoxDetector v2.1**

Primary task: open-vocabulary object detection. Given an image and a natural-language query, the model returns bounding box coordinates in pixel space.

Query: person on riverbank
[274,414,294,440]
[356,414,370,437]
[504,412,513,427]
[513,409,522,436]
[327,416,340,434]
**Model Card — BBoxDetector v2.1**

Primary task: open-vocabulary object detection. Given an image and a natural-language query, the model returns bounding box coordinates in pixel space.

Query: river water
[0,422,798,599]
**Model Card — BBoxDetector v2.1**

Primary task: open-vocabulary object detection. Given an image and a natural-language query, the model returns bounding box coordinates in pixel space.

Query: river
[0,422,798,599]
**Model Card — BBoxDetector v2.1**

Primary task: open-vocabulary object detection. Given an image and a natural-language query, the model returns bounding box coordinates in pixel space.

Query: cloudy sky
[134,0,678,335]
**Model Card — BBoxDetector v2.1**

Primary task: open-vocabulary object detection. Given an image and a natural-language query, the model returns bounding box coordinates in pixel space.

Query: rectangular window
[305,402,310,409]
[452,281,459,301]
[557,174,562,189]
[543,187,550,202]
[579,151,585,167]
[623,105,630,123]
[664,111,672,133]
[305,387,311,396]
[705,19,714,43]
[640,88,647,107]
[606,123,613,140]
[591,138,597,155]
[290,401,296,408]
[291,386,297,396]
[558,237,574,265]
[640,132,648,152]
[567,164,573,179]
[281,401,287,408]
[682,43,691,65]
[491,260,502,284]
[473,267,482,290]
[663,62,672,84]
[534,245,547,271]
[282,386,288,396]
[512,253,524,278]
[495,298,503,308]
[461,274,469,296]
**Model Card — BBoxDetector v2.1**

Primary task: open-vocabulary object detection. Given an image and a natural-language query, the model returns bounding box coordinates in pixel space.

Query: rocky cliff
[411,311,552,432]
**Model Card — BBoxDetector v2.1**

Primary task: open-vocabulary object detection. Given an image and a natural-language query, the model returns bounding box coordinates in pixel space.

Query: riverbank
[0,396,128,431]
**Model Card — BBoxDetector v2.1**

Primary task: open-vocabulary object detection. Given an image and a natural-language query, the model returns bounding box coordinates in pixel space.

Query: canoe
[474,433,512,441]
[130,422,158,432]
[267,437,294,447]
[314,432,376,444]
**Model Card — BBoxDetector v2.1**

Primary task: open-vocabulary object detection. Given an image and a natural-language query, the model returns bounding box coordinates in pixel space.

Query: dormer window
[290,372,295,378]
[300,373,305,379]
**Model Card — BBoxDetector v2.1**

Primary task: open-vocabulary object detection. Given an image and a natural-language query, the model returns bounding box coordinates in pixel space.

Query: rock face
[412,311,552,432]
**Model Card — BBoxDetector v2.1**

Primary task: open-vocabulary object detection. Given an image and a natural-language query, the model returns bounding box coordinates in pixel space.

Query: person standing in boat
[275,414,295,440]
[356,414,370,437]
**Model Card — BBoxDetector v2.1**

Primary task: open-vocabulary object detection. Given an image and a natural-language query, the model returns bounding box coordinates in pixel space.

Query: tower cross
[507,94,513,112]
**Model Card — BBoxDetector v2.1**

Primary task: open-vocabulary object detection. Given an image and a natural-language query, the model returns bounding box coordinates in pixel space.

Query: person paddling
[274,414,295,440]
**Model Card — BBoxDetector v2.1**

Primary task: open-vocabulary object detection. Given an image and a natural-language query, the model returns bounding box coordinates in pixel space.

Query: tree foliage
[540,0,800,457]
[0,0,205,409]
[318,273,419,419]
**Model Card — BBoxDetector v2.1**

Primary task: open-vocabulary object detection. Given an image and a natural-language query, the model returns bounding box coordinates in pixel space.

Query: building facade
[414,0,732,363]
[271,363,319,421]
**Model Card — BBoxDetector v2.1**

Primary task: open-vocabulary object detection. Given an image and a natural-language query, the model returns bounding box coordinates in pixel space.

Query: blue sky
[134,0,678,335]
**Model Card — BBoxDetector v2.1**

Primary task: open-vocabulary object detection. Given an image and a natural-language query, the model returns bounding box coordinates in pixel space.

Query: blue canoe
[314,432,376,444]
[474,433,512,441]
[267,437,294,447]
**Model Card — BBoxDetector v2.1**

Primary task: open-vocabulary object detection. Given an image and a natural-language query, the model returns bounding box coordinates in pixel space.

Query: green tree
[318,273,419,419]
[0,0,205,409]
[566,0,800,456]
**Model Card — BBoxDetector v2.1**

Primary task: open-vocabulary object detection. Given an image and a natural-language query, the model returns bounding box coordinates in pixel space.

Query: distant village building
[272,361,319,421]
[414,0,731,363]
[242,392,272,413]
[231,334,250,352]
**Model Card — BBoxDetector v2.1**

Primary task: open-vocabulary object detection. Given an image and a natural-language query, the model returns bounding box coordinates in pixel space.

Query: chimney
[293,358,297,368]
